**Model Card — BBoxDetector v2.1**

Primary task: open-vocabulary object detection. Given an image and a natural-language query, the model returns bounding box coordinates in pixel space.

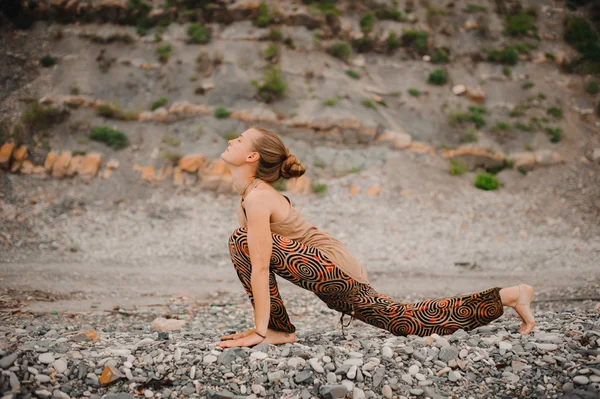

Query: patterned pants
[228,227,504,337]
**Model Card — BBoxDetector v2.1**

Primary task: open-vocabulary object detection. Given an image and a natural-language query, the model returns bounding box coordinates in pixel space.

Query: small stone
[144,390,154,398]
[38,353,54,364]
[439,346,459,362]
[0,352,19,369]
[250,352,267,360]
[347,365,357,380]
[53,359,68,374]
[308,358,324,373]
[573,376,589,385]
[382,385,392,398]
[409,365,419,375]
[382,346,393,359]
[536,343,558,351]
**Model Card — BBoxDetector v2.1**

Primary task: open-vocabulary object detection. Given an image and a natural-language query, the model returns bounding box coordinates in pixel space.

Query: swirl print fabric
[228,227,504,337]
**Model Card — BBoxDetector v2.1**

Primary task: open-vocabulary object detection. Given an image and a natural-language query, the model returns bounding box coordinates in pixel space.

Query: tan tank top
[241,180,369,284]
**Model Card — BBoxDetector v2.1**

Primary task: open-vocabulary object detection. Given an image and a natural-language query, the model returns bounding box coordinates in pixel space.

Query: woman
[215,126,535,348]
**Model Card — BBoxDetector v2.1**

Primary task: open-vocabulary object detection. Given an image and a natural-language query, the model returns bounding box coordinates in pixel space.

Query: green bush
[509,107,525,117]
[461,127,478,143]
[522,81,535,89]
[449,159,467,176]
[487,46,518,65]
[304,0,340,16]
[505,11,537,36]
[156,43,172,62]
[585,80,599,94]
[386,32,402,53]
[375,8,404,21]
[547,107,563,119]
[345,69,360,79]
[90,126,129,149]
[214,107,231,119]
[431,47,450,63]
[545,127,562,142]
[514,121,532,131]
[327,42,352,61]
[474,173,499,190]
[162,135,180,147]
[448,111,469,126]
[361,99,376,110]
[255,66,287,102]
[21,101,65,131]
[428,69,448,85]
[311,182,327,195]
[264,44,279,61]
[150,97,168,111]
[187,23,211,44]
[268,28,283,41]
[463,4,487,13]
[360,12,375,34]
[283,37,295,49]
[564,15,600,66]
[401,30,429,54]
[127,0,151,36]
[40,55,58,67]
[323,98,337,106]
[408,88,420,97]
[254,2,271,27]
[469,106,487,128]
[492,121,511,131]
[351,36,376,53]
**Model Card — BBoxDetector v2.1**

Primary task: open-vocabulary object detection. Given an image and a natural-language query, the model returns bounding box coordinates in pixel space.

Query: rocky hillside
[0,0,599,209]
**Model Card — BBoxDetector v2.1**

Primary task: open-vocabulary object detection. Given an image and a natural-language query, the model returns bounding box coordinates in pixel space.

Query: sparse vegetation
[522,81,535,89]
[360,13,375,35]
[449,106,487,129]
[264,44,279,61]
[90,126,129,149]
[386,32,402,53]
[474,172,500,190]
[375,8,404,21]
[547,107,563,119]
[401,30,429,54]
[408,88,420,97]
[267,28,283,41]
[162,151,182,164]
[187,23,211,44]
[463,4,487,13]
[311,182,327,195]
[96,104,137,121]
[502,66,511,76]
[585,80,599,94]
[345,69,360,79]
[509,106,526,117]
[486,46,518,65]
[162,135,180,147]
[304,0,340,16]
[254,2,271,28]
[563,15,600,74]
[323,98,338,106]
[449,159,467,175]
[361,99,377,110]
[431,47,450,63]
[214,107,231,119]
[492,121,511,131]
[460,127,478,143]
[326,42,352,61]
[253,66,287,102]
[150,97,168,111]
[514,121,533,131]
[127,0,152,36]
[428,69,448,85]
[156,43,172,62]
[21,101,66,131]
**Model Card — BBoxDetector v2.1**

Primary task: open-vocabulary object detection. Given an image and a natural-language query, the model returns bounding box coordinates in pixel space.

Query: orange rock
[204,159,227,176]
[510,152,537,169]
[349,185,359,197]
[100,364,125,386]
[52,152,72,178]
[178,154,205,173]
[20,160,34,174]
[44,152,57,171]
[155,164,173,181]
[173,166,184,185]
[100,168,112,179]
[0,142,14,168]
[80,153,102,181]
[466,87,486,104]
[32,165,46,174]
[229,110,254,122]
[408,142,436,155]
[106,159,119,169]
[82,329,99,340]
[141,166,154,182]
[358,126,377,144]
[66,155,84,177]
[12,145,28,162]
[365,184,381,197]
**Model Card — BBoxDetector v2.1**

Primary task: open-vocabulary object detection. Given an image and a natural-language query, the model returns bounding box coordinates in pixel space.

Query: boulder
[52,152,72,178]
[80,153,103,181]
[0,142,14,169]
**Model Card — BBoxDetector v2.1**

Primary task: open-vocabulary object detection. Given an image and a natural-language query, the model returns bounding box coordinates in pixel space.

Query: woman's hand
[219,328,256,341]
[216,330,265,348]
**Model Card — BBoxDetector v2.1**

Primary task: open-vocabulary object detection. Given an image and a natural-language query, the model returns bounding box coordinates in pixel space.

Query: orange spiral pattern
[228,227,504,336]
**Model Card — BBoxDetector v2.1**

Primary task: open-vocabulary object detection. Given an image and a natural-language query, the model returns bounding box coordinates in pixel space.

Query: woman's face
[221,128,259,166]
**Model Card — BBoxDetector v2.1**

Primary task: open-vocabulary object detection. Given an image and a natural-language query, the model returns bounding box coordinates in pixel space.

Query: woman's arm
[243,190,273,337]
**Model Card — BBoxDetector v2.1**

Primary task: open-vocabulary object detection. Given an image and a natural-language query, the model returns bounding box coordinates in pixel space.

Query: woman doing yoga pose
[215,127,535,348]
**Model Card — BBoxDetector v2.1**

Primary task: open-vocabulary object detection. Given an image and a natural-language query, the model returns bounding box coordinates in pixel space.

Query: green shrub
[545,52,556,60]
[214,107,231,119]
[386,32,402,53]
[509,107,525,117]
[351,36,376,53]
[323,98,337,106]
[505,11,537,36]
[448,111,469,126]
[431,47,450,63]
[522,81,535,89]
[474,172,499,190]
[311,182,327,195]
[360,12,375,34]
[408,88,420,97]
[90,126,129,149]
[327,42,352,61]
[345,69,360,79]
[564,14,600,69]
[150,97,168,111]
[375,8,404,21]
[361,99,376,109]
[40,55,58,67]
[463,4,487,13]
[264,44,279,61]
[460,127,478,143]
[187,23,211,44]
[428,69,447,85]
[255,66,287,102]
[449,159,467,175]
[128,0,151,36]
[545,127,562,142]
[487,46,518,65]
[469,106,487,128]
[401,30,429,54]
[585,80,599,94]
[547,107,563,119]
[514,121,532,131]
[254,2,271,27]
[304,0,340,16]
[268,28,283,41]
[283,37,295,49]
[156,43,172,62]
[161,135,180,147]
[492,121,511,131]
[502,66,511,76]
[97,104,136,120]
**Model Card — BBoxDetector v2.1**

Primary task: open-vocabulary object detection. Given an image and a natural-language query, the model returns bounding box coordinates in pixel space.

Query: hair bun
[281,153,306,179]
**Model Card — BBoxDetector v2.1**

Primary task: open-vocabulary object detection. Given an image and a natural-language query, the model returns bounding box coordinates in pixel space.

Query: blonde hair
[249,126,306,183]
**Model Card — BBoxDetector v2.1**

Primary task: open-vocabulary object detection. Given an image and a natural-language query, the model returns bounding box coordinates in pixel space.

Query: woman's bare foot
[514,284,535,333]
[264,328,296,345]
